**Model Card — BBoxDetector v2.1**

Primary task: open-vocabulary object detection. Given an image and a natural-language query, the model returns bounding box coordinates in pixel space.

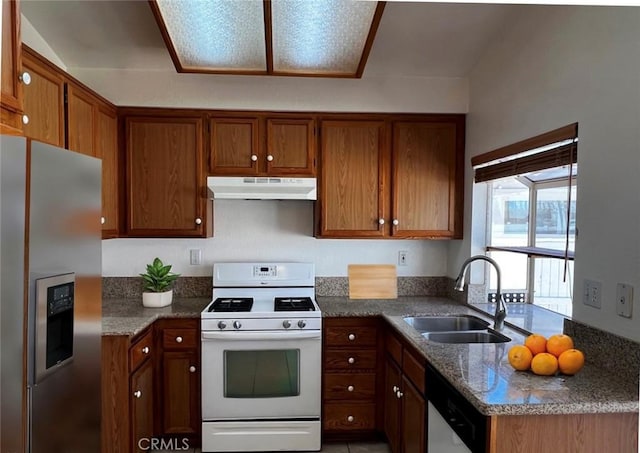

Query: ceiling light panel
[156,0,267,71]
[271,0,378,75]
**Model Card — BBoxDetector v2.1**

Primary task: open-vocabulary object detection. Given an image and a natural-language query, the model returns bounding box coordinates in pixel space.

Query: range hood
[207,176,317,200]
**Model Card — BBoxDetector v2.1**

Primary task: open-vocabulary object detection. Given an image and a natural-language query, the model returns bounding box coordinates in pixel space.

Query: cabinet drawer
[162,328,198,350]
[324,373,376,400]
[402,347,425,394]
[325,326,377,347]
[323,403,376,431]
[129,329,153,371]
[324,349,377,370]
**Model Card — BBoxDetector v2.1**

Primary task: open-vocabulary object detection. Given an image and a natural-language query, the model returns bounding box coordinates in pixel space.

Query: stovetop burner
[274,297,315,312]
[209,297,254,312]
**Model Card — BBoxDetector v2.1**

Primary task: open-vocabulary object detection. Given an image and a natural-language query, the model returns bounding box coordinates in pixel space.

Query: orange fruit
[546,334,574,357]
[530,352,558,376]
[558,349,585,375]
[524,334,548,356]
[508,345,533,371]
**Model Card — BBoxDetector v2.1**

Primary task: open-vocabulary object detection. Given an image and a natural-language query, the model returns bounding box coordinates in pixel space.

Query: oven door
[201,329,321,420]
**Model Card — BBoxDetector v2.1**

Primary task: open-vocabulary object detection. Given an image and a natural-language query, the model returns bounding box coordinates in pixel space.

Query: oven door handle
[202,331,322,341]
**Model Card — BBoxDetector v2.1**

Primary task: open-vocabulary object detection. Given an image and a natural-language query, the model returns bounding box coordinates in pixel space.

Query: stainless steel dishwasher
[426,364,487,453]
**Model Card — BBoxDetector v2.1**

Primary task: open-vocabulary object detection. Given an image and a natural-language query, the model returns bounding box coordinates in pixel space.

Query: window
[472,124,578,317]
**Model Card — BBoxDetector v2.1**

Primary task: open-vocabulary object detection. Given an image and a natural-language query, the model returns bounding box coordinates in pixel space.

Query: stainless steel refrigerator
[0,135,102,453]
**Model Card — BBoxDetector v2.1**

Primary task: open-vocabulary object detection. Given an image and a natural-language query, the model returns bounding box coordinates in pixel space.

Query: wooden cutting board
[348,264,397,299]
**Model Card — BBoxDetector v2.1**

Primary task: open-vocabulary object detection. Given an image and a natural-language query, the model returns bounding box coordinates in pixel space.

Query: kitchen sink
[403,315,490,332]
[422,330,511,344]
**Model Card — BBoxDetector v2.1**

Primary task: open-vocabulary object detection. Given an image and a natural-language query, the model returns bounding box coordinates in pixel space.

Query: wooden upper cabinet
[21,46,65,147]
[318,120,387,238]
[126,116,210,237]
[1,0,23,134]
[66,83,97,156]
[392,121,463,238]
[209,117,259,175]
[266,118,315,175]
[96,106,119,237]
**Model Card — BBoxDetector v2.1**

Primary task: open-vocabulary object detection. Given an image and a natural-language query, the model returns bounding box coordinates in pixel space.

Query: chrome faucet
[454,255,507,331]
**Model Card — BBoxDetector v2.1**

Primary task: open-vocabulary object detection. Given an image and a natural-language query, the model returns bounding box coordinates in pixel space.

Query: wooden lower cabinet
[322,317,382,440]
[131,359,154,453]
[155,318,201,447]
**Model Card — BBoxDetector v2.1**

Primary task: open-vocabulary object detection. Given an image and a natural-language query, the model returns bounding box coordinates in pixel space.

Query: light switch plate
[616,283,633,318]
[190,249,202,265]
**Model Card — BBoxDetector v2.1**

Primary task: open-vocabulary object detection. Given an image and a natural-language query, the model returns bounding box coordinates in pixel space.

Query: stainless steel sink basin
[403,315,489,332]
[423,330,511,344]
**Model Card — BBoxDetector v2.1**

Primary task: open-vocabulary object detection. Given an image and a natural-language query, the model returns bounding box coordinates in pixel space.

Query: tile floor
[161,441,390,453]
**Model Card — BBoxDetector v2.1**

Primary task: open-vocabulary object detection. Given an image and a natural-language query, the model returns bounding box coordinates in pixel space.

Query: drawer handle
[189,366,196,373]
[141,346,150,354]
[347,385,354,392]
[176,336,183,343]
[347,415,354,423]
[348,357,355,364]
[348,334,356,341]
[134,390,142,398]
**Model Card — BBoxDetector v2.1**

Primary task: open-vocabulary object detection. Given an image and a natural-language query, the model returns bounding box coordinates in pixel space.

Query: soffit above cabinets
[148,0,386,78]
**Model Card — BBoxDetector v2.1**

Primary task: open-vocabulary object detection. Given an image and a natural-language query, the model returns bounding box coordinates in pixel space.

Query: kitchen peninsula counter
[317,296,639,418]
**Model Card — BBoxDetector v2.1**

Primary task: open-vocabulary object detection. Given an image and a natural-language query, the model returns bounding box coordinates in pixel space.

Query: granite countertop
[317,296,638,417]
[102,295,639,417]
[102,297,211,336]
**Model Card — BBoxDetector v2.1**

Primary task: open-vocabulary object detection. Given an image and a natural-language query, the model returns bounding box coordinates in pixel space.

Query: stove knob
[233,321,242,330]
[282,320,291,329]
[217,321,227,330]
[298,320,307,329]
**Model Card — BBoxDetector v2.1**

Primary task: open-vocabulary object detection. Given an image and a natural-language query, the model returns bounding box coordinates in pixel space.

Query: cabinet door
[392,121,463,238]
[318,120,387,237]
[96,106,119,237]
[126,116,207,237]
[209,117,259,175]
[66,83,96,156]
[384,358,402,453]
[130,359,154,453]
[21,47,65,146]
[161,351,200,435]
[266,118,315,175]
[401,375,426,453]
[1,0,23,134]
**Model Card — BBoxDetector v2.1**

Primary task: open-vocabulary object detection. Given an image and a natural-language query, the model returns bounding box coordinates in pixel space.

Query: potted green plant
[140,257,180,308]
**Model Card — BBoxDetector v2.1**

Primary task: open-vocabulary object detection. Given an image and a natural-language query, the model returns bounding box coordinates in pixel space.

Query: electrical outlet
[616,283,633,318]
[190,249,202,265]
[398,251,408,266]
[583,279,602,309]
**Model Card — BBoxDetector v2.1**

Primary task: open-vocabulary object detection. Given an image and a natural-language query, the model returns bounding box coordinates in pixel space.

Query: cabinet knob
[378,218,385,225]
[251,154,258,162]
[22,115,29,125]
[348,357,355,364]
[175,336,183,343]
[347,385,354,392]
[100,216,106,225]
[189,366,196,373]
[195,218,202,225]
[347,415,354,423]
[267,155,274,162]
[19,71,31,85]
[396,390,403,399]
[392,219,399,226]
[348,333,356,341]
[141,346,150,354]
[134,390,142,398]
[392,385,398,393]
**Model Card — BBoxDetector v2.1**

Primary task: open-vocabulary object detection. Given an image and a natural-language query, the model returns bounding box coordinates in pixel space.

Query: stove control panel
[253,265,277,278]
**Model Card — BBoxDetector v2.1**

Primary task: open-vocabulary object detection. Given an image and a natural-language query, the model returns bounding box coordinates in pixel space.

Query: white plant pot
[142,289,173,308]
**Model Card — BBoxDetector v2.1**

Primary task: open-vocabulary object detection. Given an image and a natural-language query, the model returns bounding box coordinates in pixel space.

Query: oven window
[224,349,300,398]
